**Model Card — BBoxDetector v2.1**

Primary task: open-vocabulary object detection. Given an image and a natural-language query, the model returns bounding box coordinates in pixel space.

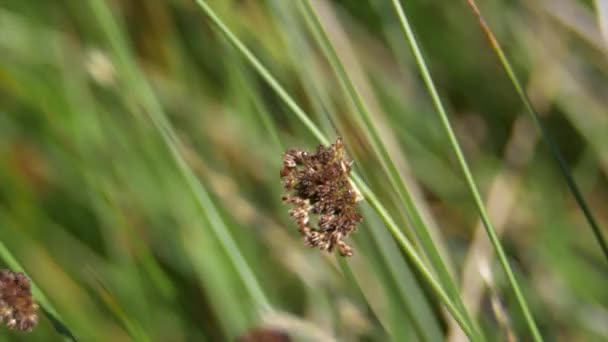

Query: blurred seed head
[0,270,39,332]
[280,138,363,257]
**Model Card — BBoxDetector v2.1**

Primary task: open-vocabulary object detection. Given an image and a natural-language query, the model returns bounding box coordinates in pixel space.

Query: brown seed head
[280,138,363,256]
[0,270,39,332]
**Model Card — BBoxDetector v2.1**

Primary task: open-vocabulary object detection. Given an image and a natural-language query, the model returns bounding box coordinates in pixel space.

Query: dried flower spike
[0,270,38,332]
[280,137,363,256]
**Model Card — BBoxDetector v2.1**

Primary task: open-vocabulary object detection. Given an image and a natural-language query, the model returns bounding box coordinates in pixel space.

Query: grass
[388,1,541,340]
[465,0,608,262]
[195,1,476,338]
[0,0,607,341]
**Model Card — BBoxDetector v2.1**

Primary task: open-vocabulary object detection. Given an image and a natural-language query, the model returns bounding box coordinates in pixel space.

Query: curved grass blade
[193,1,478,339]
[260,7,446,337]
[87,0,271,312]
[388,0,543,340]
[464,0,608,262]
[90,272,150,342]
[357,205,444,341]
[40,307,78,342]
[296,1,481,339]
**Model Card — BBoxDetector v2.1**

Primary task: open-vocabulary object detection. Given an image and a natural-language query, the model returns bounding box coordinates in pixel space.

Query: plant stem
[389,0,543,340]
[297,1,482,339]
[465,0,608,263]
[89,0,271,312]
[193,1,479,339]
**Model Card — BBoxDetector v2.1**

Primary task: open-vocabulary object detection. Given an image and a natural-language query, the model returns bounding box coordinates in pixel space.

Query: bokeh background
[1,0,607,341]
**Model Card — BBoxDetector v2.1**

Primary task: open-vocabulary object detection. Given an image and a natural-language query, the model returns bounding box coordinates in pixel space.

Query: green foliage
[0,0,606,341]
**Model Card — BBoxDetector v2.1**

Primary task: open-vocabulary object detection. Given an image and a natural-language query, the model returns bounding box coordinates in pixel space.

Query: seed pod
[0,270,39,332]
[280,138,363,256]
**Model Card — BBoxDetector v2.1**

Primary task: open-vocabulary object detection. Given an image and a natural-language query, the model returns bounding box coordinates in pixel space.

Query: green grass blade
[90,273,150,342]
[192,1,478,338]
[195,0,329,146]
[388,0,543,340]
[353,177,478,340]
[296,1,481,339]
[241,53,438,339]
[87,0,270,312]
[357,205,444,341]
[267,0,340,138]
[464,0,608,262]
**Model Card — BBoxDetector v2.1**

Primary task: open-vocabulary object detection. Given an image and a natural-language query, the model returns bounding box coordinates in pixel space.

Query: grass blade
[193,1,479,339]
[388,0,543,340]
[465,0,608,262]
[87,0,271,312]
[296,1,481,339]
[262,8,444,336]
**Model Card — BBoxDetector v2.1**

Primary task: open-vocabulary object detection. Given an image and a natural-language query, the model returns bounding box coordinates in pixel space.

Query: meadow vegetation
[0,0,607,340]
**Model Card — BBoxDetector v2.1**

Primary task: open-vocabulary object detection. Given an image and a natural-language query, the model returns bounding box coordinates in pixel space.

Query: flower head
[0,270,39,332]
[280,138,363,256]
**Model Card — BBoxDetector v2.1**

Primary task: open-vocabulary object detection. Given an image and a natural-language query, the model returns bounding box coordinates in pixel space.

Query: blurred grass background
[1,0,608,341]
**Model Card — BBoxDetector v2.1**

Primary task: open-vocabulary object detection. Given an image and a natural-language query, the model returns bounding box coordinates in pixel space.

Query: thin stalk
[268,4,443,337]
[297,1,481,339]
[193,1,479,339]
[88,0,270,311]
[389,1,543,341]
[352,176,478,340]
[465,0,608,262]
[246,50,441,338]
[199,0,329,146]
[91,273,150,342]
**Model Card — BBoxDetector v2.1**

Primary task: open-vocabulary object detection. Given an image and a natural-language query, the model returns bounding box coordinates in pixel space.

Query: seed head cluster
[0,270,38,332]
[280,138,363,257]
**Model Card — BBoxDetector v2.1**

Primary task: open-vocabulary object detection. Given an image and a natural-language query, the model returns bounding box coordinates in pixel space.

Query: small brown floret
[280,138,363,256]
[0,270,39,332]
